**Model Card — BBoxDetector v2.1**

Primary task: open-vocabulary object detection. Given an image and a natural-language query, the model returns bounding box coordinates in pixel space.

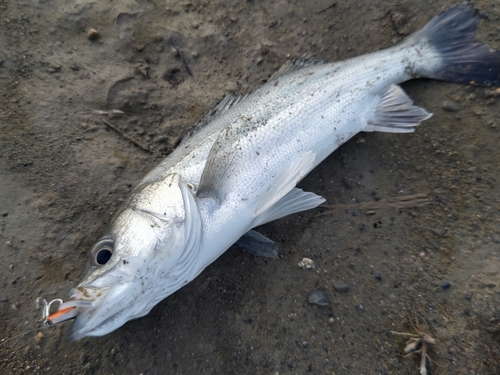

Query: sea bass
[50,4,500,341]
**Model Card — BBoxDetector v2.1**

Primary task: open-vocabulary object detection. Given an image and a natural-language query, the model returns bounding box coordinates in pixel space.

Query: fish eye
[96,248,112,265]
[90,239,114,266]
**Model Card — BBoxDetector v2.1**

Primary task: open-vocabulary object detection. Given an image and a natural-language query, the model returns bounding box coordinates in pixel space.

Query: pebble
[33,332,43,345]
[432,228,443,236]
[87,28,99,41]
[343,177,353,189]
[298,258,315,269]
[441,281,451,290]
[442,100,461,112]
[332,281,349,293]
[79,353,88,364]
[464,292,472,300]
[479,10,489,19]
[307,290,329,306]
[358,223,366,230]
[375,271,382,280]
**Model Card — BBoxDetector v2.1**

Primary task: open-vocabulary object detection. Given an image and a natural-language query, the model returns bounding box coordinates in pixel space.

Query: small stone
[24,345,30,355]
[47,64,61,73]
[479,11,489,19]
[375,271,382,280]
[34,332,43,345]
[298,258,315,269]
[343,177,353,189]
[442,100,461,112]
[332,281,349,293]
[432,229,442,236]
[307,290,329,306]
[2,212,7,217]
[79,353,88,363]
[464,292,472,300]
[441,281,451,290]
[260,46,269,55]
[358,223,366,230]
[87,28,99,41]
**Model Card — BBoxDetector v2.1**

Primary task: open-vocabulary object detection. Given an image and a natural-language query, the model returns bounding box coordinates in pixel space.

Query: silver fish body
[61,3,500,340]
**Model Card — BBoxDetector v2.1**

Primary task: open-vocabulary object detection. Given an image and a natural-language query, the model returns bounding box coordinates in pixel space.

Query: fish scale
[197,47,437,208]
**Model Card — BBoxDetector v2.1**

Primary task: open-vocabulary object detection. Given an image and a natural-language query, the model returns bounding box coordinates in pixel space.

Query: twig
[319,193,430,216]
[391,315,438,375]
[171,37,193,76]
[102,120,155,154]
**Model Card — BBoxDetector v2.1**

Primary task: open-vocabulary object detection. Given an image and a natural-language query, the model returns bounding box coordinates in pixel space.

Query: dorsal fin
[180,93,246,144]
[267,55,324,83]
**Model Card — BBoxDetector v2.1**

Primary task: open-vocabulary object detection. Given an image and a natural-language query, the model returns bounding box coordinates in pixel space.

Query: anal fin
[365,84,432,133]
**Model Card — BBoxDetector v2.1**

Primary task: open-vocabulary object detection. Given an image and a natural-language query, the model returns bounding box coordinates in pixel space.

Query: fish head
[65,173,202,341]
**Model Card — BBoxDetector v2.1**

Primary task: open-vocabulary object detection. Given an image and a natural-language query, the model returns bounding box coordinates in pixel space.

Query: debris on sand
[297,258,315,269]
[307,290,329,306]
[391,316,438,375]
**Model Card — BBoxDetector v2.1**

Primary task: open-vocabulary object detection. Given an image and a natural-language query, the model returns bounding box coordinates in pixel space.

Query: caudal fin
[412,3,500,86]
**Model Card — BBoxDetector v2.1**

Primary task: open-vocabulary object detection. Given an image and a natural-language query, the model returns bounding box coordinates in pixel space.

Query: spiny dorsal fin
[267,55,324,83]
[365,84,432,133]
[180,93,246,144]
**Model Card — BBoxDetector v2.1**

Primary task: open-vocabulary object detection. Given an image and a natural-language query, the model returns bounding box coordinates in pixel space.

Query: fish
[49,3,500,341]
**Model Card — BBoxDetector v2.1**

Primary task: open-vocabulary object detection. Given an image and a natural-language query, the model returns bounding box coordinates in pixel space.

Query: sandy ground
[1,0,500,374]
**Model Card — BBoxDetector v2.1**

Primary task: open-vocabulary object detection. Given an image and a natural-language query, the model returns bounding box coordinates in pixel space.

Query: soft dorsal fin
[365,84,432,133]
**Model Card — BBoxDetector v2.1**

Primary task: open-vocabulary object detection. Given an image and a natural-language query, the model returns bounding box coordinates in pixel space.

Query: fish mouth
[67,306,128,341]
[63,284,142,341]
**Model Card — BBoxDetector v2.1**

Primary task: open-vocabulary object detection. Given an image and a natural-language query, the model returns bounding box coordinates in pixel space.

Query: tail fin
[411,3,500,86]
